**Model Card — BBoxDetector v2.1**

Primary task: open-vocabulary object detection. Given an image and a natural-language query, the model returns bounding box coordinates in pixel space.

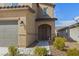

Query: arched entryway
[38,24,51,40]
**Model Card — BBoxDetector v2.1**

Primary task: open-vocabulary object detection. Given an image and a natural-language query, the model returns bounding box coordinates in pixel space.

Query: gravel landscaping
[0,41,79,56]
[51,41,79,56]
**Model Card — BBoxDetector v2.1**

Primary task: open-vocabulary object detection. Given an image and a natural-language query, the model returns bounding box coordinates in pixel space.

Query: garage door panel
[0,20,18,47]
[0,27,4,40]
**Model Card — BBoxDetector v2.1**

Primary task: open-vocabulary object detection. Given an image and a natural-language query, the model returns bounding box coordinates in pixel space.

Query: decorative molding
[0,17,19,20]
[35,18,57,21]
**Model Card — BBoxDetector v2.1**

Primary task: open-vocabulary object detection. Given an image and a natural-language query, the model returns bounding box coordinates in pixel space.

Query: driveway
[0,47,8,56]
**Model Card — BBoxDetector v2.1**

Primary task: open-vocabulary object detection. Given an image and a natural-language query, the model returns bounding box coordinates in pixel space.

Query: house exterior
[0,3,57,47]
[57,23,79,42]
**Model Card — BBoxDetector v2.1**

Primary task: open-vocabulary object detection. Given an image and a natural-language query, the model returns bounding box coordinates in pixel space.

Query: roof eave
[35,17,57,21]
[0,5,35,13]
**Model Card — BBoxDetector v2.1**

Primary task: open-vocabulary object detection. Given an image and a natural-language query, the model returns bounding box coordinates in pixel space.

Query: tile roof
[0,5,29,9]
[0,5,35,13]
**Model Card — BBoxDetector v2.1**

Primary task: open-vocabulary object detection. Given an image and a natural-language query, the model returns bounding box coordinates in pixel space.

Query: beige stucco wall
[26,13,36,47]
[0,8,31,18]
[18,11,36,47]
[18,13,36,47]
[37,4,54,18]
[18,17,27,47]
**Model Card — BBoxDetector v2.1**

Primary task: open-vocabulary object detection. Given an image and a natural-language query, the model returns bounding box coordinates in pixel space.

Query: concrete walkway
[36,40,50,50]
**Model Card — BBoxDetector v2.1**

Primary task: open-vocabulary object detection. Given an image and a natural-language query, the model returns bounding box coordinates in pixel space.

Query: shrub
[67,48,79,56]
[53,36,66,50]
[8,46,19,56]
[34,47,48,56]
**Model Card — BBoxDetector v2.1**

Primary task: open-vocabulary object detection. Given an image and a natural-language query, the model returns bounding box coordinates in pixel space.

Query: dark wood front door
[38,24,51,40]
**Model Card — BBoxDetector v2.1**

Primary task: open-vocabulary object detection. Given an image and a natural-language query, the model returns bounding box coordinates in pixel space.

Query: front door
[38,24,51,40]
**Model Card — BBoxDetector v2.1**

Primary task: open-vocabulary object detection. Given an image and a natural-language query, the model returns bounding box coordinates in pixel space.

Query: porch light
[20,21,24,26]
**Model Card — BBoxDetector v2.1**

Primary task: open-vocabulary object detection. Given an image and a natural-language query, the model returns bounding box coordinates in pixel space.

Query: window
[43,7,48,15]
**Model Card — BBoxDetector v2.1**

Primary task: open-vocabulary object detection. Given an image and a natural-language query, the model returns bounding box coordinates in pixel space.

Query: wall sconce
[20,21,24,26]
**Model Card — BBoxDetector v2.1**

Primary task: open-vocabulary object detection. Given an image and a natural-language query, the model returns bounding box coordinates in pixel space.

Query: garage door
[0,20,18,47]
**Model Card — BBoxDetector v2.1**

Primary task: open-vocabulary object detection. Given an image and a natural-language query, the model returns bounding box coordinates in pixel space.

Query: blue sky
[55,3,79,27]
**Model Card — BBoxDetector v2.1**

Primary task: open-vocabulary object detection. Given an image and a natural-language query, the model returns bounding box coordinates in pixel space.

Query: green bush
[8,46,19,56]
[67,48,79,56]
[53,36,66,50]
[34,47,48,56]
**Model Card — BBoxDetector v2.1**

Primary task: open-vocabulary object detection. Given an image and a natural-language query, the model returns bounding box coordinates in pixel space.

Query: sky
[55,3,79,27]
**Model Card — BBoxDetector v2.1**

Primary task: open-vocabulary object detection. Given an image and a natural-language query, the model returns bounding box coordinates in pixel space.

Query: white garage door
[0,20,18,47]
